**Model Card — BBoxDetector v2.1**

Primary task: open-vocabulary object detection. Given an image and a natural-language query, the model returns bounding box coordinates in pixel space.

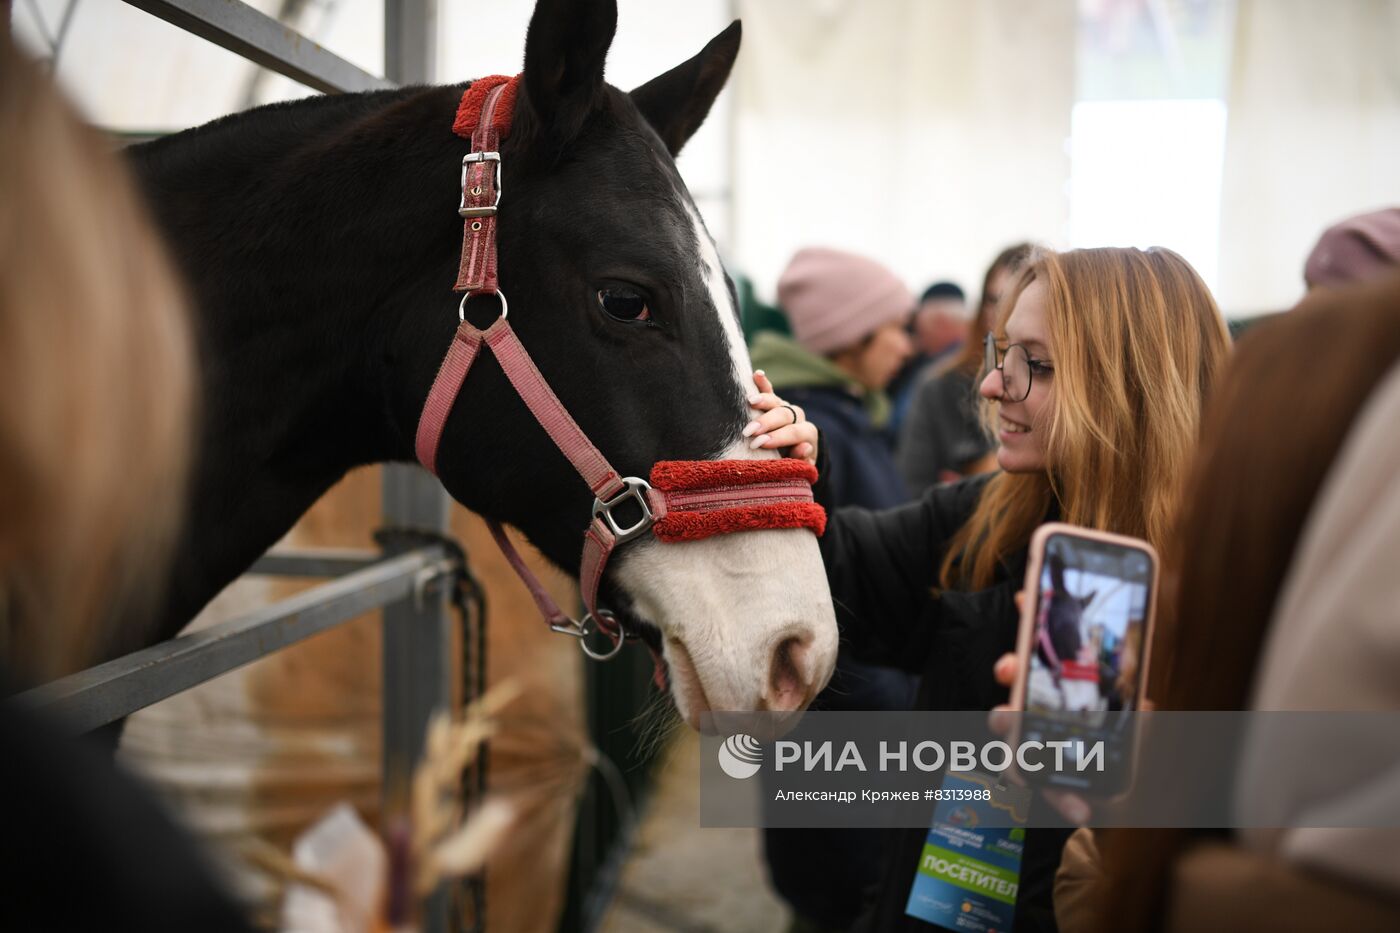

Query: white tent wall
[731,0,1076,303]
[12,0,734,241]
[1217,0,1400,316]
[13,0,1400,317]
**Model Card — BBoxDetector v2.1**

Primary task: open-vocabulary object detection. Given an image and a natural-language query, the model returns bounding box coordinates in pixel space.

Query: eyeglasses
[983,331,1053,403]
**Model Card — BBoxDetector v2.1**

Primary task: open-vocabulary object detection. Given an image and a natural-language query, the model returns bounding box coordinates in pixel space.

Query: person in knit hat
[1304,207,1400,289]
[749,247,916,933]
[751,246,915,466]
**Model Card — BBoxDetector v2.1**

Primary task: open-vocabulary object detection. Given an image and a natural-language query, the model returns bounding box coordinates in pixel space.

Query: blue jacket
[783,385,910,512]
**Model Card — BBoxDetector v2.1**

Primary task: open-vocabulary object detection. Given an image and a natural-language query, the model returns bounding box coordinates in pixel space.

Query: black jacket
[813,470,1069,933]
[763,388,917,928]
[0,673,254,932]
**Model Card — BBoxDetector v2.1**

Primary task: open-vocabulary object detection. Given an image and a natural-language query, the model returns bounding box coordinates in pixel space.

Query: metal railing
[20,544,449,733]
[121,0,396,94]
[13,1,457,930]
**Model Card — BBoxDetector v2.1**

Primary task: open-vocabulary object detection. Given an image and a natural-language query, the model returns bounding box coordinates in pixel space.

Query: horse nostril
[767,633,812,712]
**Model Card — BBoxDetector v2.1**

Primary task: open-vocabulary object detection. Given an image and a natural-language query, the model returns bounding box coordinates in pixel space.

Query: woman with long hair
[1,40,251,931]
[1081,270,1400,933]
[745,245,1232,931]
[0,41,193,683]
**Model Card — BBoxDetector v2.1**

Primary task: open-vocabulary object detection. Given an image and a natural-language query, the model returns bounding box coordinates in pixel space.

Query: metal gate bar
[121,0,393,94]
[19,546,447,734]
[252,547,381,578]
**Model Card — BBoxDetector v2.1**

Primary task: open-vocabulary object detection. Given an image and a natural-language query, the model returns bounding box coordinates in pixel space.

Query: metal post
[381,6,446,926]
[379,0,446,830]
[380,463,452,933]
[385,0,437,85]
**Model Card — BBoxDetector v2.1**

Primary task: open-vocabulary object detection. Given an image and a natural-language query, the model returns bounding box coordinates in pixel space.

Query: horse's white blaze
[610,205,838,730]
[684,201,757,399]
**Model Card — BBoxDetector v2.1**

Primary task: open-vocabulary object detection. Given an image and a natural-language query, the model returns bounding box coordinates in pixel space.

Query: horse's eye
[597,287,652,323]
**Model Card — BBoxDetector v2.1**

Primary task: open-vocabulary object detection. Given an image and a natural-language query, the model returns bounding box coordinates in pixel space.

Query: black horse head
[131,0,837,728]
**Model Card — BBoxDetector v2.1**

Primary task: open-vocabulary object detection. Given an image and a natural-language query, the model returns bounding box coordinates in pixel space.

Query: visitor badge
[904,770,1032,932]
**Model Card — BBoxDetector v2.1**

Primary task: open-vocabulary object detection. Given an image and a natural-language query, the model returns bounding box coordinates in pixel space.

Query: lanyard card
[905,770,1032,932]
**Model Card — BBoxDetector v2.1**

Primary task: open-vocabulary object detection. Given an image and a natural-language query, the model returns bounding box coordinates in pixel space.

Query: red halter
[415,75,825,661]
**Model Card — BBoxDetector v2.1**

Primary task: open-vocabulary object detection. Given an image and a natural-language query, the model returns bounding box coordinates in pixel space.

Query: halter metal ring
[550,612,625,661]
[579,611,626,661]
[592,476,654,543]
[459,289,509,323]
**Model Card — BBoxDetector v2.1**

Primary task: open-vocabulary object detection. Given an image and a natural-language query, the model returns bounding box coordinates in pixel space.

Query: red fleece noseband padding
[648,459,826,542]
[653,502,827,542]
[452,74,521,139]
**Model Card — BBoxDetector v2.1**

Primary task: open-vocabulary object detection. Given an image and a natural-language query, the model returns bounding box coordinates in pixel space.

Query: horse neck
[128,87,466,645]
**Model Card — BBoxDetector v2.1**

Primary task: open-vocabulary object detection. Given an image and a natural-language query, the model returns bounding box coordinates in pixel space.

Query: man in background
[888,281,968,435]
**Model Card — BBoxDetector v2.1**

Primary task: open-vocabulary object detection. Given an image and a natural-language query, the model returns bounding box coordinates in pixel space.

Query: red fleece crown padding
[452,74,521,139]
[654,502,827,542]
[649,458,819,492]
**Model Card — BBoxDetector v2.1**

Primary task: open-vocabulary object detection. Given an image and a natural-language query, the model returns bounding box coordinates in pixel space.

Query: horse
[121,0,837,731]
[1035,551,1097,707]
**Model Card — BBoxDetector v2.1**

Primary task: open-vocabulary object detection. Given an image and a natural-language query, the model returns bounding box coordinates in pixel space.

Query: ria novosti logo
[718,733,764,779]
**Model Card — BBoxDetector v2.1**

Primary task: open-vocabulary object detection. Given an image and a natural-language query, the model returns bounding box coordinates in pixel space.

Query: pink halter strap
[414,75,824,663]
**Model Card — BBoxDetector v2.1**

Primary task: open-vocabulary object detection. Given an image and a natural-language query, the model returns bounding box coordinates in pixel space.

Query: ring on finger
[780,404,799,426]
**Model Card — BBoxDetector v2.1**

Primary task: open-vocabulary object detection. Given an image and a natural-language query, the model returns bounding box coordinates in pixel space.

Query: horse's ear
[630,20,741,156]
[520,0,617,146]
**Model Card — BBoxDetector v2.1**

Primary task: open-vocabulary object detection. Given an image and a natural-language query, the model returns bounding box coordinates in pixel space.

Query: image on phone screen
[1023,531,1154,793]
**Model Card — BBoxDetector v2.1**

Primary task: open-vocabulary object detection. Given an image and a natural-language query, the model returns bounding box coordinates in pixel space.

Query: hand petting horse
[127,0,837,730]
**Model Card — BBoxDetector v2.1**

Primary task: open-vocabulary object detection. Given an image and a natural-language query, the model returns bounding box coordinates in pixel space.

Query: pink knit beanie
[1304,208,1400,289]
[777,247,914,355]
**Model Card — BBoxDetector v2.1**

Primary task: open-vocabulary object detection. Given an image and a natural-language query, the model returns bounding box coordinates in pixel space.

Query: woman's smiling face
[979,279,1054,473]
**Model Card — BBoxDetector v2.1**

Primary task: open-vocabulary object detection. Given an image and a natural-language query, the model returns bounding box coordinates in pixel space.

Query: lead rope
[374,527,487,933]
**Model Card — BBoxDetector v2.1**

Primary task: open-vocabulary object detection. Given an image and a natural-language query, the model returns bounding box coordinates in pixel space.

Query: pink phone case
[1006,522,1159,796]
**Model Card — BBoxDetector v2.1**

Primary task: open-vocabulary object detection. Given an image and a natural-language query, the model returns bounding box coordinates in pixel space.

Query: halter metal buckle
[459,151,503,218]
[593,477,654,543]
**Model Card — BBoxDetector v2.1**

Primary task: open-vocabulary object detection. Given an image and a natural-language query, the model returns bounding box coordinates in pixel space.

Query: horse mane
[132,85,436,167]
[126,83,473,223]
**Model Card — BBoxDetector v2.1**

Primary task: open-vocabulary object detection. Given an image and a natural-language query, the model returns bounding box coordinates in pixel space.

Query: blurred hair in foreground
[0,39,194,681]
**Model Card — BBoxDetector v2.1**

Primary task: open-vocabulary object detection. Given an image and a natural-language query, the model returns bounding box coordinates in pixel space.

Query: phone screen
[1022,530,1154,793]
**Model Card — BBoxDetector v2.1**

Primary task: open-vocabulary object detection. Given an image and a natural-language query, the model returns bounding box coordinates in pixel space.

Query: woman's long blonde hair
[0,43,195,680]
[940,247,1231,590]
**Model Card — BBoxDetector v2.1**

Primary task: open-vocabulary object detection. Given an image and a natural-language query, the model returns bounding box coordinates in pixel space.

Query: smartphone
[1008,522,1158,797]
